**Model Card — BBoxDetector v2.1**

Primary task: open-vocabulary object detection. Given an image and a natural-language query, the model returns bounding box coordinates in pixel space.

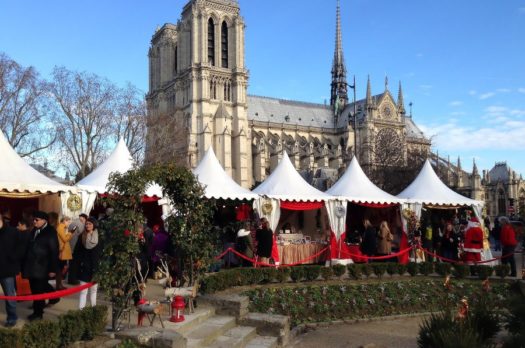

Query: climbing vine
[95,163,215,330]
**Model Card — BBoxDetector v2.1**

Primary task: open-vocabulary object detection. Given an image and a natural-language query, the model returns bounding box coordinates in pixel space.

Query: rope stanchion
[338,246,412,261]
[216,246,330,267]
[0,282,96,301]
[418,247,515,265]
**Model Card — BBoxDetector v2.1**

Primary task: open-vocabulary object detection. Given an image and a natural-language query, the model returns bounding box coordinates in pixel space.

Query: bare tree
[114,83,147,164]
[0,52,55,156]
[49,66,118,181]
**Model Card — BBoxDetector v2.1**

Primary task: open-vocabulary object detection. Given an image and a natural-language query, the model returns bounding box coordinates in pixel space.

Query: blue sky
[1,0,524,175]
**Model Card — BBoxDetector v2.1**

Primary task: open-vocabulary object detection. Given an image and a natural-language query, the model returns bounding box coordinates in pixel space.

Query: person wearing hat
[22,211,60,321]
[74,217,101,309]
[235,225,254,267]
[66,213,88,285]
[463,217,484,265]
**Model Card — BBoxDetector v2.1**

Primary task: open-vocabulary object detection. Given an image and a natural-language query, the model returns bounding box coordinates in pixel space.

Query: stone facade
[145,0,523,219]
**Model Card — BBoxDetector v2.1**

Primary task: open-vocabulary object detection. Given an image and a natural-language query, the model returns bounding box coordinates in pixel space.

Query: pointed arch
[208,18,215,66]
[221,21,228,68]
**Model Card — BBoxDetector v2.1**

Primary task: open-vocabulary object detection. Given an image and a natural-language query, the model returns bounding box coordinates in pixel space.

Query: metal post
[353,75,357,157]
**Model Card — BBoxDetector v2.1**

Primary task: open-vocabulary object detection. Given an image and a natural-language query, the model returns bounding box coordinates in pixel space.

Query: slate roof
[488,163,511,183]
[404,116,427,139]
[247,95,335,128]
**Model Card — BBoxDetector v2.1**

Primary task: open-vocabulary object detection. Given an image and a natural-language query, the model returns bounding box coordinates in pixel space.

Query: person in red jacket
[499,216,517,277]
[463,217,484,265]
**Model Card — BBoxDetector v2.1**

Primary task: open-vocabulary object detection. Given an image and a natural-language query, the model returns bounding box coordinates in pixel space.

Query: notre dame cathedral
[145,0,525,220]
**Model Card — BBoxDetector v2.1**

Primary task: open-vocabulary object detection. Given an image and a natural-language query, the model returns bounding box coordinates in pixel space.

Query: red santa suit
[463,218,484,264]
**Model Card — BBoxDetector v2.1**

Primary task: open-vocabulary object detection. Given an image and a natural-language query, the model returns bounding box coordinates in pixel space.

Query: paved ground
[290,316,426,348]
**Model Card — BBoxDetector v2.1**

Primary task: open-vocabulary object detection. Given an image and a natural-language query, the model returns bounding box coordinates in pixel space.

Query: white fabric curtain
[80,191,98,215]
[325,199,347,240]
[60,192,83,218]
[471,204,484,223]
[253,197,281,232]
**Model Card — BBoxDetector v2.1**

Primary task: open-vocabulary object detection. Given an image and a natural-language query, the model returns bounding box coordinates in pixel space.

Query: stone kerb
[240,312,290,347]
[115,327,186,348]
[200,293,250,318]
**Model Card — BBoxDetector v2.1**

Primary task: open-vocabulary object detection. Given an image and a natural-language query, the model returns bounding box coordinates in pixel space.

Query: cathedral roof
[488,162,513,183]
[404,116,427,139]
[247,95,334,129]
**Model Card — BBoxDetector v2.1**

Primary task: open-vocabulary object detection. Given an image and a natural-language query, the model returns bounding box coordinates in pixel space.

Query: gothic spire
[366,75,372,106]
[385,75,389,91]
[457,156,462,171]
[330,0,348,111]
[473,158,479,175]
[397,81,405,114]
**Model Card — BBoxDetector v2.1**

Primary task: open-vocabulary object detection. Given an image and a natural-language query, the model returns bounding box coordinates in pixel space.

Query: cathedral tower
[145,0,251,187]
[330,0,348,114]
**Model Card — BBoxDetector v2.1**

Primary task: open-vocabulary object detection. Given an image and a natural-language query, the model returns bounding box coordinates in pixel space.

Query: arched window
[221,21,228,68]
[208,18,215,66]
[498,189,506,216]
[174,46,178,75]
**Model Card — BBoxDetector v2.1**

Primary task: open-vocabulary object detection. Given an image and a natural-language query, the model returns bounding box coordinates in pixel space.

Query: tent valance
[280,200,324,211]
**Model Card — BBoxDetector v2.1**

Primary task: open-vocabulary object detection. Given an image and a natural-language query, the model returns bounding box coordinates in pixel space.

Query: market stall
[397,160,489,263]
[0,131,77,222]
[327,157,407,263]
[253,152,343,265]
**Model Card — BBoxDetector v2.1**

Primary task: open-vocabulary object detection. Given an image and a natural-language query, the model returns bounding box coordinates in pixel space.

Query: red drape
[280,200,324,211]
[398,231,409,264]
[271,234,280,263]
[329,231,361,261]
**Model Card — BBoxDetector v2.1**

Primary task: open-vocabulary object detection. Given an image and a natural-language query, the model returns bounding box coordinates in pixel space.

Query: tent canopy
[76,138,134,194]
[327,156,404,204]
[397,159,483,206]
[253,152,333,202]
[193,147,259,200]
[0,131,73,194]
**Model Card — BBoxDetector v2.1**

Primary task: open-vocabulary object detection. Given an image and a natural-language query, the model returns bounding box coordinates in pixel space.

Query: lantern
[169,296,185,322]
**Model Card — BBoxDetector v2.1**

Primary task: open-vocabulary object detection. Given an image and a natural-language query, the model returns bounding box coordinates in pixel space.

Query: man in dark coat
[22,211,60,321]
[0,214,20,327]
[256,218,273,264]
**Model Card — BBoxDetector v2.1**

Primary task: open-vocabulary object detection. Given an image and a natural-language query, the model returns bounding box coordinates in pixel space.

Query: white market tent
[252,152,344,244]
[252,152,333,202]
[76,139,162,213]
[193,147,259,201]
[397,159,484,219]
[327,156,405,204]
[0,131,77,216]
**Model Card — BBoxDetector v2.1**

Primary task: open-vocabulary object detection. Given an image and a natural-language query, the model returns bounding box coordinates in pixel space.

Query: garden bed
[242,278,515,327]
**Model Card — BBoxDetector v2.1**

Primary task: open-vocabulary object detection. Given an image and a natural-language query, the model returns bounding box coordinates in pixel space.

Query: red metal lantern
[169,296,185,322]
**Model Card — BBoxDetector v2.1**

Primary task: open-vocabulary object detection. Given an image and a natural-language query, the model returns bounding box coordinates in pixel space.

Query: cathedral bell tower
[145,0,251,187]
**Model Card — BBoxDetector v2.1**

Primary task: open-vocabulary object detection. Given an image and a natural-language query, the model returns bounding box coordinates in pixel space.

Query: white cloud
[479,92,495,100]
[468,90,477,96]
[419,106,525,151]
[518,88,525,94]
[450,111,466,116]
[416,53,424,58]
[449,101,463,107]
[496,88,511,93]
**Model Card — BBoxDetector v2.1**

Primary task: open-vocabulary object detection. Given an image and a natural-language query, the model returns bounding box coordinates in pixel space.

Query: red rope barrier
[0,282,96,301]
[418,247,515,265]
[338,246,413,260]
[216,247,329,267]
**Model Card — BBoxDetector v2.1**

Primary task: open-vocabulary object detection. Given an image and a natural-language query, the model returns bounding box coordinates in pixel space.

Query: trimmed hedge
[0,305,108,348]
[244,279,515,327]
[201,261,512,294]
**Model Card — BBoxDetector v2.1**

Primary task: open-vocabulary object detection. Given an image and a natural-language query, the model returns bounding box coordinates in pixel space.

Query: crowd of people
[0,209,101,327]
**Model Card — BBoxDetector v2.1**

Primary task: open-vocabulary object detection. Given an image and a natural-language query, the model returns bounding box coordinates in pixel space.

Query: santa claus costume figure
[463,217,484,264]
